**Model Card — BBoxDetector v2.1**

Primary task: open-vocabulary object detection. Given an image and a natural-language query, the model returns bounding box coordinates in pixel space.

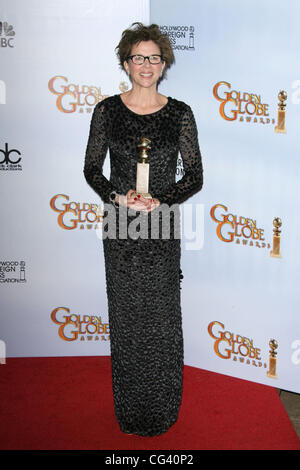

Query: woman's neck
[121,87,167,114]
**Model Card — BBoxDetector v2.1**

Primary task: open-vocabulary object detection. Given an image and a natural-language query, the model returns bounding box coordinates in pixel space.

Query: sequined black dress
[84,94,203,436]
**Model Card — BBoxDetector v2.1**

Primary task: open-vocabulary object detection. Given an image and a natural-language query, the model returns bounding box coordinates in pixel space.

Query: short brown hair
[116,22,175,84]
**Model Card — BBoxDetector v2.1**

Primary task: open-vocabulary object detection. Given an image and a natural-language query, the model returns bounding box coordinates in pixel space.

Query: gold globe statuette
[275,90,287,134]
[133,137,152,200]
[267,339,279,379]
[270,217,282,258]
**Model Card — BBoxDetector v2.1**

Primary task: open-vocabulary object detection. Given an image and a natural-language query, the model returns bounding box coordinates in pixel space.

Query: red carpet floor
[0,356,299,450]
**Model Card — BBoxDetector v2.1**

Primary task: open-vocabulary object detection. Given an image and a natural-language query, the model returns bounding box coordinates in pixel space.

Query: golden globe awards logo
[48,76,109,113]
[208,321,267,370]
[213,81,275,125]
[50,194,103,230]
[51,307,110,342]
[210,203,271,250]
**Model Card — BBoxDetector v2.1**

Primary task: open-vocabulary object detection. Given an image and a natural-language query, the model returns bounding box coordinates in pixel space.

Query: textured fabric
[84,94,203,436]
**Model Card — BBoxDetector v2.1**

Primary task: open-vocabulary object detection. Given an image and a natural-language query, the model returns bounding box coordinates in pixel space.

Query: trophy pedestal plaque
[267,339,278,379]
[133,137,152,200]
[271,235,281,258]
[267,357,278,379]
[270,217,282,258]
[275,90,287,134]
[136,161,151,199]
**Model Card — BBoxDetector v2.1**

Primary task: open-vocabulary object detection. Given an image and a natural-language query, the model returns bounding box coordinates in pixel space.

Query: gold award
[267,339,278,379]
[275,90,287,133]
[270,217,282,258]
[133,137,152,199]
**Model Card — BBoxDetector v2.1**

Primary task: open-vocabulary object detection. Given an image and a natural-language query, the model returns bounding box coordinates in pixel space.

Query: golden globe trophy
[133,137,152,199]
[275,90,287,133]
[267,339,278,379]
[270,217,282,258]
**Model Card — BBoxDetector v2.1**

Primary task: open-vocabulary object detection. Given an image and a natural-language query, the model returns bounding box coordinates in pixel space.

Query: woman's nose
[143,58,151,66]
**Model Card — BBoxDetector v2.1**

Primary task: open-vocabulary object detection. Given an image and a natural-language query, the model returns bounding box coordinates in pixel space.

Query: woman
[84,22,203,436]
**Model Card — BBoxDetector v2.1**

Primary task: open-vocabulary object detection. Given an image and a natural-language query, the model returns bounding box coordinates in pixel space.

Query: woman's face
[123,40,165,90]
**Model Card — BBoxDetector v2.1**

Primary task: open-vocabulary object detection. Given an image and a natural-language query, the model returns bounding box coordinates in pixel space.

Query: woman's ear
[123,60,129,76]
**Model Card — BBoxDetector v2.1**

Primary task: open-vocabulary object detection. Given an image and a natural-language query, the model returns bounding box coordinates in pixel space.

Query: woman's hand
[117,189,160,212]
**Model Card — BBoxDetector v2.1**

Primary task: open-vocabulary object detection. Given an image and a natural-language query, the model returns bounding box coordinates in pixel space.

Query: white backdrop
[1,0,300,393]
[151,0,300,393]
[0,0,149,358]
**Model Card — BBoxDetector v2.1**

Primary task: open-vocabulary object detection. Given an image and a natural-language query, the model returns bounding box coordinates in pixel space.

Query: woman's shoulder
[168,96,194,115]
[94,94,119,110]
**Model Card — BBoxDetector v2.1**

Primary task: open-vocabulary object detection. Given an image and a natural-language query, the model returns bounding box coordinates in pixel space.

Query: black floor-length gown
[84,94,203,436]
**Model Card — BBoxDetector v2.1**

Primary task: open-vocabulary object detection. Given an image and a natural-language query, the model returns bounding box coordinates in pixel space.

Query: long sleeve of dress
[83,102,115,203]
[154,106,203,206]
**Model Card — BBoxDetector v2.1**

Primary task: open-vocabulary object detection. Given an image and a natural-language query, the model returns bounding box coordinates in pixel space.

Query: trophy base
[270,251,282,258]
[275,126,286,134]
[132,191,152,200]
[267,372,278,379]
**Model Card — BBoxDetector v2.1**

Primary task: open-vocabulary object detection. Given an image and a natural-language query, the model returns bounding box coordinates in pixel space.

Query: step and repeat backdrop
[151,0,300,393]
[0,0,149,359]
[1,0,300,393]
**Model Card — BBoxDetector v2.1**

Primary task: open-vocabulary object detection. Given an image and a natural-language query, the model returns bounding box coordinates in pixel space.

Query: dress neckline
[117,94,171,116]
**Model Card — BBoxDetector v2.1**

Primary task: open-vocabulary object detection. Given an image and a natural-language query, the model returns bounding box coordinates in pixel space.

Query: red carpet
[0,356,299,450]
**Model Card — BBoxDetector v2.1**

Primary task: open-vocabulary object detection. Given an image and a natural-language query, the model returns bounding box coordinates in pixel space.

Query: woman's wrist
[109,191,120,207]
